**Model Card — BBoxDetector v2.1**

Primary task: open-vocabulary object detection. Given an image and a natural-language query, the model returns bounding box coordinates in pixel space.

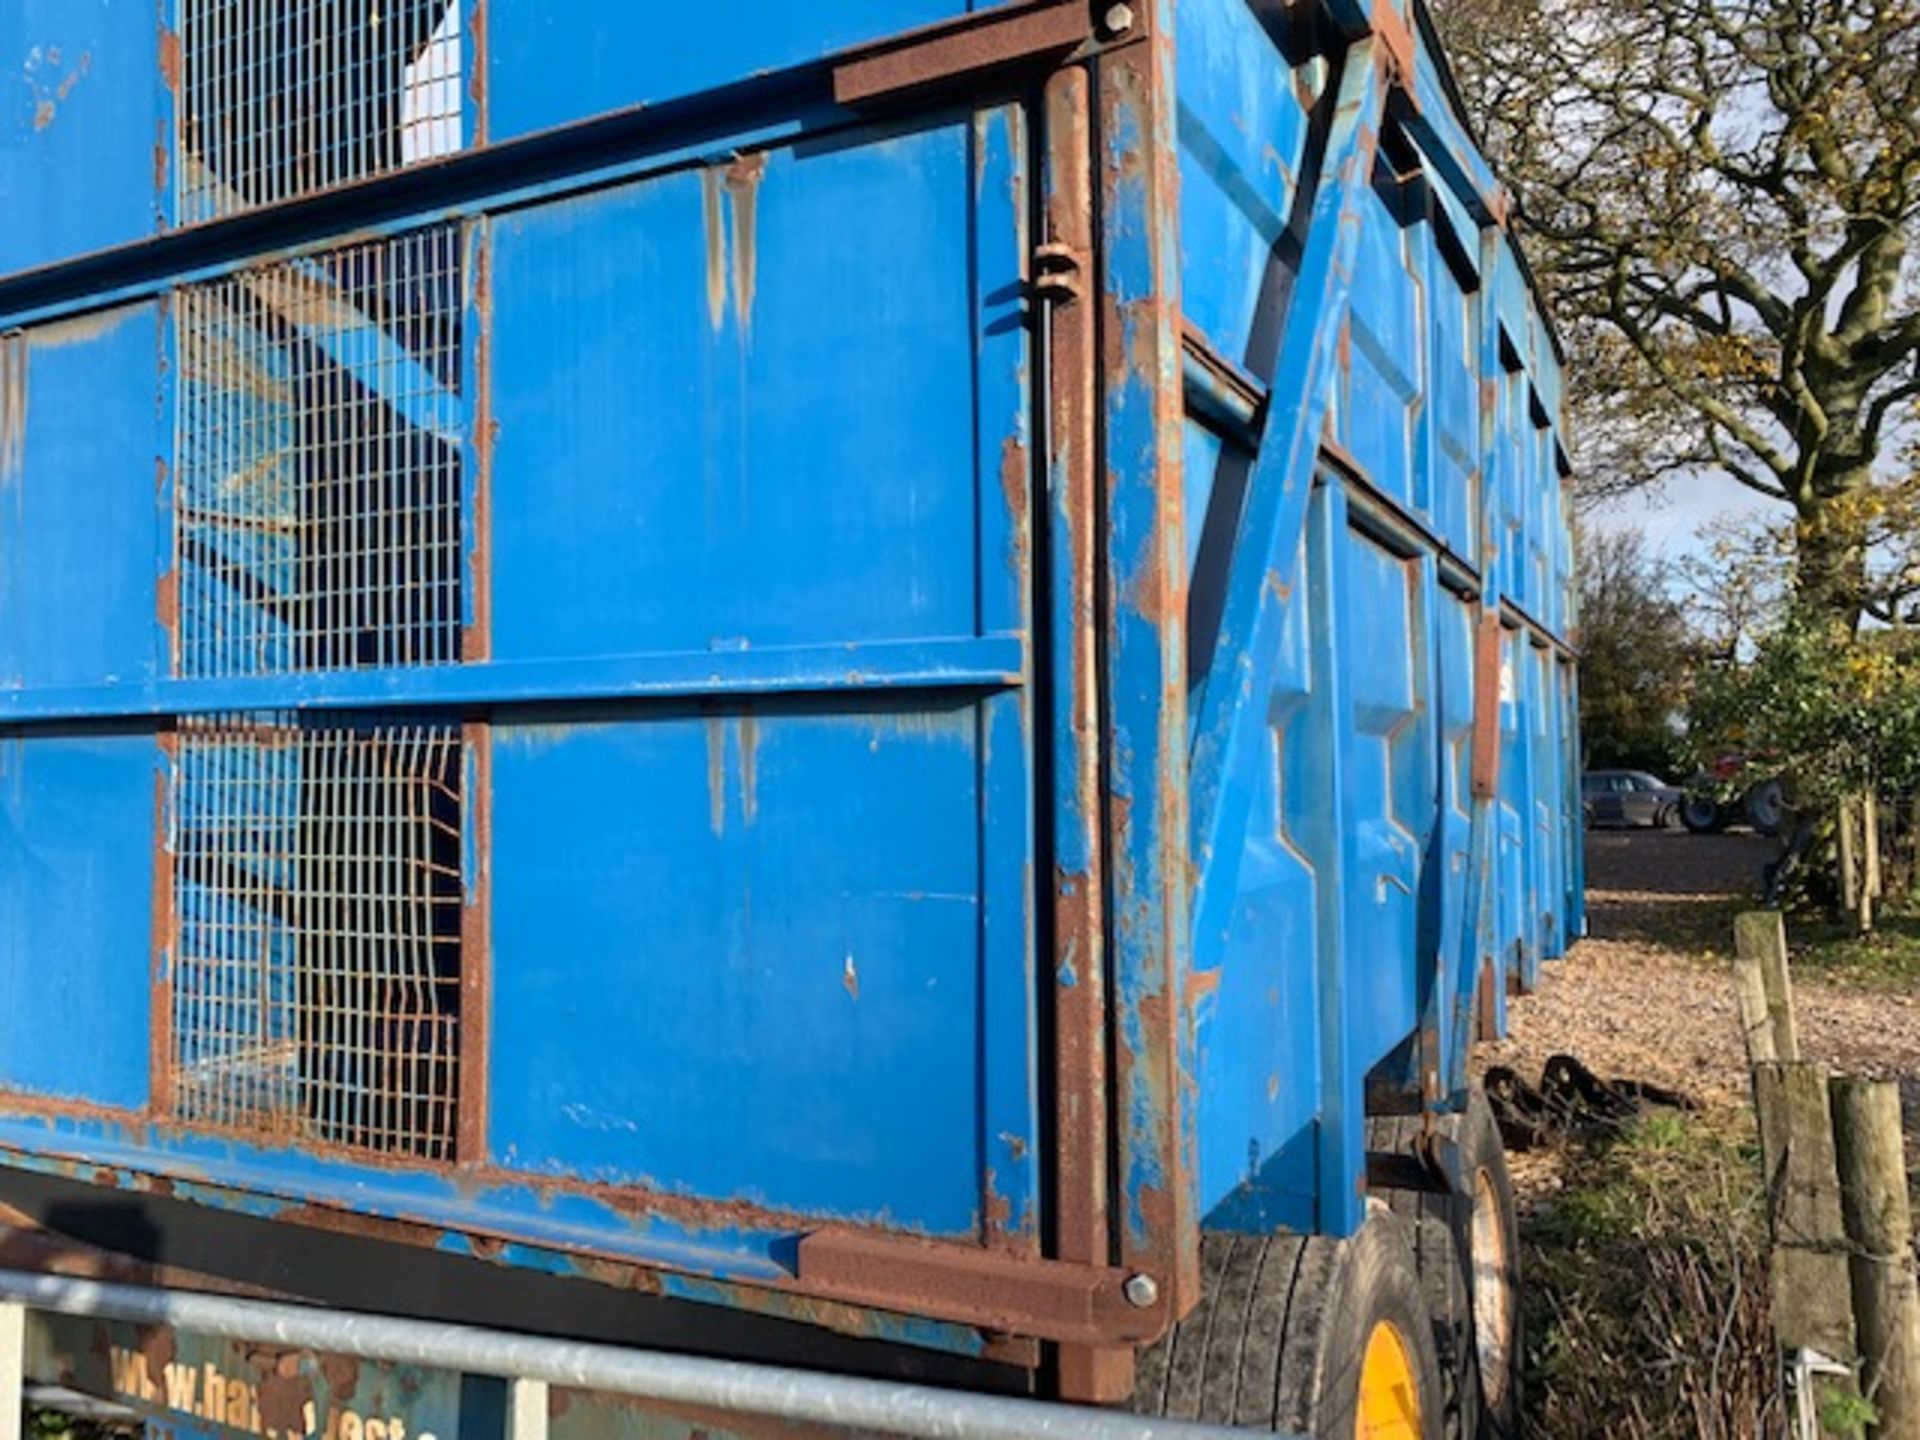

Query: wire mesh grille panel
[175,225,466,676]
[170,716,466,1160]
[178,0,466,224]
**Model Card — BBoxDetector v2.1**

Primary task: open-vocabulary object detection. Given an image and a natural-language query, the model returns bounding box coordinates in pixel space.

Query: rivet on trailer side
[0,0,1579,1435]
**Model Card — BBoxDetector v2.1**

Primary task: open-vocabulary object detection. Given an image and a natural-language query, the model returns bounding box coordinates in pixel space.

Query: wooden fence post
[1754,1063,1860,1366]
[1865,792,1884,907]
[1840,798,1864,931]
[1735,911,1801,1063]
[1830,1077,1920,1439]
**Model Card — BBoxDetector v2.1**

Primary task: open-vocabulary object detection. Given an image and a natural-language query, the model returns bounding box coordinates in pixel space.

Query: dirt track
[1478,830,1920,1117]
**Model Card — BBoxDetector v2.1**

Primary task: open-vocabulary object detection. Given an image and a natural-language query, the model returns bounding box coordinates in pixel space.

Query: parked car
[1583,769,1686,828]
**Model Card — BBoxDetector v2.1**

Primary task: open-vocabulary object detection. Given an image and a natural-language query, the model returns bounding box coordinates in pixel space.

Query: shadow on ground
[1582,830,1777,950]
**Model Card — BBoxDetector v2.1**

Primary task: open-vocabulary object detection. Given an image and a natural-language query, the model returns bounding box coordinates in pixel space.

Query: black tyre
[1134,1216,1442,1437]
[1367,1114,1479,1439]
[1366,1096,1522,1439]
[1679,794,1723,834]
[1743,779,1786,836]
[1453,1093,1522,1438]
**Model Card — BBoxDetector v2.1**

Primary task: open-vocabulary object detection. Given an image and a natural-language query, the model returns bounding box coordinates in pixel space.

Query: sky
[1585,467,1780,566]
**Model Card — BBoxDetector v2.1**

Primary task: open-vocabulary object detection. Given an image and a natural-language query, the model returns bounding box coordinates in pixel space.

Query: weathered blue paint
[0,3,160,277]
[0,638,1025,724]
[0,306,165,690]
[0,732,156,1108]
[0,0,1578,1390]
[482,1,971,143]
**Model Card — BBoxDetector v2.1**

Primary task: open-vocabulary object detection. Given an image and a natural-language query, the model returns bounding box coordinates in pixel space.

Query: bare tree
[1576,525,1695,770]
[1436,0,1920,626]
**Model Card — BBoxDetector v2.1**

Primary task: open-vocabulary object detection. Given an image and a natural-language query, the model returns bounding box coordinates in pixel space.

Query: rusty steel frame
[0,1267,1287,1440]
[832,0,1093,107]
[1038,56,1139,1403]
[1089,0,1199,1324]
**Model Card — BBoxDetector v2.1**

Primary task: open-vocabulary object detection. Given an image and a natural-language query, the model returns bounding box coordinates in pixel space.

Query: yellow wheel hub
[1355,1320,1422,1440]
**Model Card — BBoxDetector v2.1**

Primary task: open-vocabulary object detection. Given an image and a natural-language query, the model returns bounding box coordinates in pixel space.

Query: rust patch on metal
[465,225,494,663]
[833,1,1090,107]
[0,1097,1178,1345]
[272,1205,472,1255]
[1469,610,1503,799]
[841,954,859,1002]
[1369,0,1417,95]
[700,168,728,332]
[738,712,759,825]
[457,722,492,1166]
[1059,1345,1136,1405]
[319,1351,360,1404]
[1094,25,1201,1325]
[158,26,181,94]
[56,55,90,102]
[999,434,1029,579]
[704,715,727,836]
[154,125,170,204]
[724,154,767,330]
[982,1168,1014,1248]
[466,0,488,145]
[796,1228,1161,1347]
[32,101,55,131]
[1042,55,1117,1393]
[149,731,178,1120]
[251,1351,316,1433]
[155,568,178,658]
[0,331,27,483]
[137,1324,178,1394]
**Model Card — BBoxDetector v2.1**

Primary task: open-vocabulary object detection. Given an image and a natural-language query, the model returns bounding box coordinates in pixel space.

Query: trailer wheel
[1679,794,1724,834]
[1366,1095,1522,1439]
[1743,779,1786,836]
[1454,1092,1522,1437]
[1132,1216,1441,1437]
[1366,1116,1477,1439]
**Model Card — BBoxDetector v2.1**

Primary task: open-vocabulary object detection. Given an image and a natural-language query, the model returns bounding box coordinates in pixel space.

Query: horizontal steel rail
[0,1268,1275,1440]
[0,637,1024,726]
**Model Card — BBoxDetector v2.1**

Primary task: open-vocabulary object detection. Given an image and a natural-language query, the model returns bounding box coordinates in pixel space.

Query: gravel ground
[1476,829,1920,1170]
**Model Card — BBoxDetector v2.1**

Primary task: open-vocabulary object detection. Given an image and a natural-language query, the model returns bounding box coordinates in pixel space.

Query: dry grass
[1521,1111,1788,1439]
[1493,831,1920,1438]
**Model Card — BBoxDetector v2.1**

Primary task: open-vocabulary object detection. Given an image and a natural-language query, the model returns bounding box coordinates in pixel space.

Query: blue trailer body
[0,0,1580,1403]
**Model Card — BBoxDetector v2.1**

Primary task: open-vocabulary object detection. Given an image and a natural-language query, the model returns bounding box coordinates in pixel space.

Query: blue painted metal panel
[1185,40,1385,1242]
[1422,221,1480,564]
[487,700,1020,1238]
[1335,193,1421,512]
[488,113,1013,659]
[1173,0,1312,370]
[0,731,156,1107]
[483,1,971,141]
[1193,516,1322,1235]
[0,306,163,691]
[1433,588,1476,1097]
[1335,510,1429,1070]
[0,2,160,277]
